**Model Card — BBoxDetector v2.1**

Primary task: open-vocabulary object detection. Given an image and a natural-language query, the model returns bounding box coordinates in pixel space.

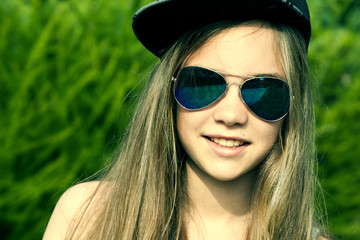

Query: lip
[203,135,250,157]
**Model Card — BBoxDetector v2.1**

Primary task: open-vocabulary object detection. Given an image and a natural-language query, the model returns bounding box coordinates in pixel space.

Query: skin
[177,24,284,239]
[42,182,100,240]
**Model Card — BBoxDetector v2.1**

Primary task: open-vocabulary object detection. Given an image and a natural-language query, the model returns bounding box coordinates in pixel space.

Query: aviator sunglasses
[172,66,291,122]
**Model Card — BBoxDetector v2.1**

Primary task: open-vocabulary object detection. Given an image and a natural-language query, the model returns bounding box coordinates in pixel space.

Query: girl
[43,0,328,239]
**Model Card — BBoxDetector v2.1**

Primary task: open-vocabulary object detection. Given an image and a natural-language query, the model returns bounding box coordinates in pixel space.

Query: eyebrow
[216,70,285,80]
[192,66,286,80]
[253,73,285,79]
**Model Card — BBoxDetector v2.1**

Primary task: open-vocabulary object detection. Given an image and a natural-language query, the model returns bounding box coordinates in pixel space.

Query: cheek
[176,110,189,136]
[176,109,208,153]
[176,109,205,135]
[176,111,193,154]
[177,111,194,144]
[255,121,282,147]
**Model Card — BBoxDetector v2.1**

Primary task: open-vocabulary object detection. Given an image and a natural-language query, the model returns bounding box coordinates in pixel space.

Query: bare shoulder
[53,181,101,214]
[317,236,330,240]
[42,181,102,240]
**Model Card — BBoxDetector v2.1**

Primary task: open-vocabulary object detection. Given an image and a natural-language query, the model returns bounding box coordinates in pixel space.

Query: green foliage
[0,0,359,239]
[0,0,154,239]
[308,0,360,239]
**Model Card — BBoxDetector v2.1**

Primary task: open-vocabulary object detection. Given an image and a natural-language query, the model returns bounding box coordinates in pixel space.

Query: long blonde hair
[66,21,325,240]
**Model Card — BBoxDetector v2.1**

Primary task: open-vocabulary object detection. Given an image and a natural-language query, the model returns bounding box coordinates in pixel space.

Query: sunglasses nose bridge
[226,81,242,88]
[225,81,243,96]
[224,81,246,105]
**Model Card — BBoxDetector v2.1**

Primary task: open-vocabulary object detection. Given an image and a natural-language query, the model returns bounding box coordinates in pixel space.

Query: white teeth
[226,139,234,147]
[210,138,244,148]
[219,138,226,146]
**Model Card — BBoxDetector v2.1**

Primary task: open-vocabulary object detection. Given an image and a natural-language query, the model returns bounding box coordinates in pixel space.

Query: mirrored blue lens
[241,78,290,121]
[174,67,226,110]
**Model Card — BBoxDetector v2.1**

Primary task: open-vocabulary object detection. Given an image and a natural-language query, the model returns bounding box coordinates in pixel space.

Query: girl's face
[177,24,284,181]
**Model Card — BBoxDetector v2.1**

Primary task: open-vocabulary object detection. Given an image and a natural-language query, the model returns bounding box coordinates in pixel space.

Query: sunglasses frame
[172,66,291,122]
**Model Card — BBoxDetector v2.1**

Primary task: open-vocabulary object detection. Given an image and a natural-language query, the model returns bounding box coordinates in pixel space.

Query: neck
[183,159,257,239]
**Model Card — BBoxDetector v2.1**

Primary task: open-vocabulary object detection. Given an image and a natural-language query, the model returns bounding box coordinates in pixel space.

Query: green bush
[309,0,360,238]
[0,0,154,239]
[0,0,359,239]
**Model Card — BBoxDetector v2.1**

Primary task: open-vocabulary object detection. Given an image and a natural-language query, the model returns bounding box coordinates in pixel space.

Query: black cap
[132,0,311,57]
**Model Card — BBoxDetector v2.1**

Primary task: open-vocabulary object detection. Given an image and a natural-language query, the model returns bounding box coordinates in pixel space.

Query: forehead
[185,24,283,78]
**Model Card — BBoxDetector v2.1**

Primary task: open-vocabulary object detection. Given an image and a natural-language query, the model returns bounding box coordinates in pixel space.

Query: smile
[210,137,248,148]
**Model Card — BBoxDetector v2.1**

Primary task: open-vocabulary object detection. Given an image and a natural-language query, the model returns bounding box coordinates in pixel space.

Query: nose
[212,83,249,127]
